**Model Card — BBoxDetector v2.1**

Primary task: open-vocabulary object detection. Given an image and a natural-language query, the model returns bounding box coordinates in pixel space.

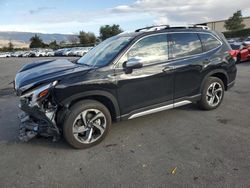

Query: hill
[0,31,77,48]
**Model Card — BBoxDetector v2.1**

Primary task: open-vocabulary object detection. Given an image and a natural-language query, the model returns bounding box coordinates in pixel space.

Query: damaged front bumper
[17,81,60,142]
[18,100,60,142]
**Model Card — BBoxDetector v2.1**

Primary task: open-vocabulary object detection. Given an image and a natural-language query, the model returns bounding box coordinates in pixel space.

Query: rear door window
[170,33,202,58]
[199,33,221,51]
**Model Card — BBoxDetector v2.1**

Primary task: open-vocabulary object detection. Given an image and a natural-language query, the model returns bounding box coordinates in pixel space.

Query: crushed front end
[16,81,60,142]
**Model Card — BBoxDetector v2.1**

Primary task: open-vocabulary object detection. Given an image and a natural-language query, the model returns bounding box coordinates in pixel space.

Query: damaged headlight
[20,81,58,107]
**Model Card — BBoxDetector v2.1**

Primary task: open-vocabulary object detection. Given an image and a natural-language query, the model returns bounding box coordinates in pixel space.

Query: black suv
[14,25,237,148]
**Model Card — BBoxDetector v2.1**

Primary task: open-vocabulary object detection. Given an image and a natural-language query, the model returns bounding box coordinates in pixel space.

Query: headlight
[20,81,58,106]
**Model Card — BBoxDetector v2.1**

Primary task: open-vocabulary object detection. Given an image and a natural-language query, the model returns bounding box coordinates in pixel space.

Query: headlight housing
[20,81,58,107]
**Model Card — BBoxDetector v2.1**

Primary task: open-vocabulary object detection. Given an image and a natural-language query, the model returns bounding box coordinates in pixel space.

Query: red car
[230,43,250,62]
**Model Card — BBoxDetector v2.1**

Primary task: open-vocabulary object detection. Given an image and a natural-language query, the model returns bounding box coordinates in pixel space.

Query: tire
[198,77,225,110]
[63,100,111,149]
[237,54,241,64]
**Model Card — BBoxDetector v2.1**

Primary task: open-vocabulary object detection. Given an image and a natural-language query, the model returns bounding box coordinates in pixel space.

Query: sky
[0,0,250,35]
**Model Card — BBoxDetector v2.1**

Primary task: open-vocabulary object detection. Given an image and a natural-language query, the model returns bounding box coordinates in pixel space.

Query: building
[199,16,250,32]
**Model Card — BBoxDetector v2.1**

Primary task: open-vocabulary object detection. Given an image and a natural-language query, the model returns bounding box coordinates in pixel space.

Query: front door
[114,34,174,116]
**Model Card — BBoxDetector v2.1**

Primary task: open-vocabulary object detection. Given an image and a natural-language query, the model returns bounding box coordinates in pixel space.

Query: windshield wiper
[72,59,91,67]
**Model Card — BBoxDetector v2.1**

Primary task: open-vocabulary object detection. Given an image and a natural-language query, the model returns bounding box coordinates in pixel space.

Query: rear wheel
[237,54,241,63]
[63,100,111,149]
[198,77,225,110]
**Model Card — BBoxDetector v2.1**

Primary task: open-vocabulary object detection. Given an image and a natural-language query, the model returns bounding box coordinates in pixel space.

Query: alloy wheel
[206,82,223,107]
[72,109,106,144]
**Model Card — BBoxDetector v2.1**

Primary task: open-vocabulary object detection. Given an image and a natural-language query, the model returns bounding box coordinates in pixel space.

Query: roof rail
[135,24,210,33]
[166,25,210,30]
[135,25,170,32]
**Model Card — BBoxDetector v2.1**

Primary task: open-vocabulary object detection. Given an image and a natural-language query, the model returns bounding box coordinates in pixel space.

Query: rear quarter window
[170,33,202,58]
[199,33,221,51]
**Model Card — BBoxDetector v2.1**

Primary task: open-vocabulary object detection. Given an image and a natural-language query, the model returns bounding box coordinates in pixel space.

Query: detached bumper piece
[18,101,60,142]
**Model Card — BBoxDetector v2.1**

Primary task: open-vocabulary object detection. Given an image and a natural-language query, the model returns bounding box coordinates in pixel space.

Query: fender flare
[60,90,120,119]
[200,69,229,93]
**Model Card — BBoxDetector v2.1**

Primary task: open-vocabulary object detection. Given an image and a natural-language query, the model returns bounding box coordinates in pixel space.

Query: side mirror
[123,58,143,74]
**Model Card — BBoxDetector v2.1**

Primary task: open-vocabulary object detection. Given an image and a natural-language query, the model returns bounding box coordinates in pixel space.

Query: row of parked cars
[0,47,93,58]
[227,37,250,63]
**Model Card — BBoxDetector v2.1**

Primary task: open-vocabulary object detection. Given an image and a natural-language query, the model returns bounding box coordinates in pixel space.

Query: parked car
[54,48,66,56]
[243,37,250,45]
[22,51,32,57]
[31,49,47,57]
[44,49,54,57]
[72,47,91,56]
[227,38,242,45]
[14,25,237,148]
[230,43,250,62]
[11,51,25,57]
[62,48,71,56]
[0,52,11,57]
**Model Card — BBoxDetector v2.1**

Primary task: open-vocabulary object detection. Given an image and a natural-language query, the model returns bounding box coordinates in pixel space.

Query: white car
[44,49,54,57]
[46,51,54,57]
[243,37,250,45]
[29,49,46,57]
[35,49,47,57]
[22,51,32,57]
[13,51,25,57]
[0,52,11,58]
[62,48,71,56]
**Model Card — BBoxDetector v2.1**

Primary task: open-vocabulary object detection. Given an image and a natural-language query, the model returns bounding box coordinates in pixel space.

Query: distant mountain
[0,31,78,48]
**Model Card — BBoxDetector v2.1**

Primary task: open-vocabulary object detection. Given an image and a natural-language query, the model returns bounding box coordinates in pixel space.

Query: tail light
[228,50,238,58]
[228,50,239,63]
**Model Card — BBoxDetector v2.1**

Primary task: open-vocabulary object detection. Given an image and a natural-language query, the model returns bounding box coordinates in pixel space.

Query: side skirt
[119,94,202,120]
[128,100,191,119]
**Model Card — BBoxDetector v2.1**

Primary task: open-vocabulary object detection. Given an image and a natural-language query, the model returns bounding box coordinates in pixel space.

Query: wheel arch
[201,69,229,92]
[59,90,120,123]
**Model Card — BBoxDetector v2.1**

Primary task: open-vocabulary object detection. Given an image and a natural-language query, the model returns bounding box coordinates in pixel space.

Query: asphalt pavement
[0,57,249,188]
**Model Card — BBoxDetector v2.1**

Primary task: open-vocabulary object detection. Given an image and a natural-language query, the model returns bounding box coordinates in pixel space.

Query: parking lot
[0,57,249,187]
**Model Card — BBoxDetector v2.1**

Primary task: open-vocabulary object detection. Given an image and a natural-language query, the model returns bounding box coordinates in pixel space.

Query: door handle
[162,66,174,72]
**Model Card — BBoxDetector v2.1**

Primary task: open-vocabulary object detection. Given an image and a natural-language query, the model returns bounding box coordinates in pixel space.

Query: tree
[78,31,96,46]
[99,24,123,41]
[48,40,59,49]
[29,34,44,48]
[224,10,245,31]
[7,41,14,51]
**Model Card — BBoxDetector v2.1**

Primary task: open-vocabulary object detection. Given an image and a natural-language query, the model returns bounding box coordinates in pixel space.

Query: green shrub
[223,28,250,38]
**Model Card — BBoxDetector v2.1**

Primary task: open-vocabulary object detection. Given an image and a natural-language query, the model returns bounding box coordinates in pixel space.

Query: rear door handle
[162,66,174,72]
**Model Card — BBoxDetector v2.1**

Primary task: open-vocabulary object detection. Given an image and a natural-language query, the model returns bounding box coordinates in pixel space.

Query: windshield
[77,36,132,67]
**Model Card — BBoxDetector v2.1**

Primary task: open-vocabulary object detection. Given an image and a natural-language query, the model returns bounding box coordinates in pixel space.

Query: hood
[15,59,91,95]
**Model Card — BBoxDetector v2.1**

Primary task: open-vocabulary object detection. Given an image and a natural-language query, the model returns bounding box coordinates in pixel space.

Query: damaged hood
[15,59,91,95]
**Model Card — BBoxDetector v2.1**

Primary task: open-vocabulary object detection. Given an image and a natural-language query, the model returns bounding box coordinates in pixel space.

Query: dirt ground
[0,57,250,188]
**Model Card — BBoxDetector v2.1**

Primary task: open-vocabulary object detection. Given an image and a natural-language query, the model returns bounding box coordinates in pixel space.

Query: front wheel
[63,100,111,149]
[198,77,225,110]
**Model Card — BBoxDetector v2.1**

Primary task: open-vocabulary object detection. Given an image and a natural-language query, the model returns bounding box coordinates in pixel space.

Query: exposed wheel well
[210,72,228,90]
[69,95,117,122]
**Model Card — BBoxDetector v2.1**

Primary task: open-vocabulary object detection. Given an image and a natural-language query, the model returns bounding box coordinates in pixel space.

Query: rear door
[168,32,205,100]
